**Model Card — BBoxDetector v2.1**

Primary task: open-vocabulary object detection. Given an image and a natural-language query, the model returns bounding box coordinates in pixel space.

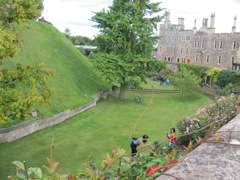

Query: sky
[42,0,240,39]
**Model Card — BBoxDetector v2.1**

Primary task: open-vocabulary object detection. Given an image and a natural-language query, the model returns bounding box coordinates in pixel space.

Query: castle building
[156,13,240,71]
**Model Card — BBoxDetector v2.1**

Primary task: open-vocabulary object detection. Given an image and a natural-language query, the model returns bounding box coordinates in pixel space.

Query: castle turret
[202,18,208,28]
[177,17,184,30]
[164,12,171,29]
[208,13,216,35]
[199,18,208,33]
[210,13,215,28]
[232,15,237,33]
[193,19,197,34]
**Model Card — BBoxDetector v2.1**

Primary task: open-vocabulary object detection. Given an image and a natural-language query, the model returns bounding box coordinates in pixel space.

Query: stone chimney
[232,15,237,33]
[177,18,185,30]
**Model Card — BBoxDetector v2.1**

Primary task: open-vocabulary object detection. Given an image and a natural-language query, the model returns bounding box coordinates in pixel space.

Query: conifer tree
[91,0,166,99]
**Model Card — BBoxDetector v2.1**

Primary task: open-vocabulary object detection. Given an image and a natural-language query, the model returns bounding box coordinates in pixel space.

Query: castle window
[218,56,221,63]
[232,57,235,64]
[219,41,222,49]
[187,59,190,64]
[233,41,236,49]
[214,41,217,48]
[177,58,180,63]
[186,48,188,55]
[164,57,167,61]
[206,55,209,63]
[181,36,185,42]
[168,57,171,61]
[186,35,191,41]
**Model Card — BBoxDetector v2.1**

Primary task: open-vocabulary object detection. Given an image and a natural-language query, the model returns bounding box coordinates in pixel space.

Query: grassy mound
[2,20,110,123]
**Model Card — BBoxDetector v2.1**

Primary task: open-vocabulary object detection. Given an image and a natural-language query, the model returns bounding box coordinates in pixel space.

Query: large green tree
[0,0,55,125]
[91,0,166,99]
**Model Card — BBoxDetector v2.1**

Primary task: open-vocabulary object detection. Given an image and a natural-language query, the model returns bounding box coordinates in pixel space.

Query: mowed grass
[0,86,211,178]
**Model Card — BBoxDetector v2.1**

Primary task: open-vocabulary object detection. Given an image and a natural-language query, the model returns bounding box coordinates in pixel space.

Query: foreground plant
[177,96,237,145]
[8,142,182,180]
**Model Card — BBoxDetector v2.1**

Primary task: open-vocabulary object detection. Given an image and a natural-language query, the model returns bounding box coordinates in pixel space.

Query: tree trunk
[119,85,125,100]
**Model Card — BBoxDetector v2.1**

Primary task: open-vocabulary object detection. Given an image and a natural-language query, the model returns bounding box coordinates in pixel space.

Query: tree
[0,0,55,125]
[171,67,203,100]
[64,28,71,38]
[0,0,43,59]
[91,0,166,99]
[0,64,55,124]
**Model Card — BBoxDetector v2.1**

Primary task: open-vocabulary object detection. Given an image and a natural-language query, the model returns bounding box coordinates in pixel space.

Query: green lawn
[0,86,211,178]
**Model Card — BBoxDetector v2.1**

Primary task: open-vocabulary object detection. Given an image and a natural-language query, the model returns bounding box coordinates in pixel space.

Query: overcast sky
[42,0,240,39]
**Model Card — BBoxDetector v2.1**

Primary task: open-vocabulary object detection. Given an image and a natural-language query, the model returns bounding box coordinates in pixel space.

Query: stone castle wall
[157,14,240,70]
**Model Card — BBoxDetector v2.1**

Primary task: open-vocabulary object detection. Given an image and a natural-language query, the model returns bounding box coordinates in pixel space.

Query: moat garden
[0,83,211,177]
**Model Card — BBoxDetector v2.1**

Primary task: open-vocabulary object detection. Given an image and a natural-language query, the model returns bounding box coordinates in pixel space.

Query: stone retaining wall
[0,91,107,143]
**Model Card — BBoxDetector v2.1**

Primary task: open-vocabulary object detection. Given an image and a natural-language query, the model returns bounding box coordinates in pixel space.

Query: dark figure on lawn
[160,76,165,86]
[130,134,149,157]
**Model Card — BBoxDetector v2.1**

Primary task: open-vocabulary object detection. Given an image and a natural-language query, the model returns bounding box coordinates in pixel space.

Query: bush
[177,96,237,145]
[177,63,210,78]
[217,70,238,87]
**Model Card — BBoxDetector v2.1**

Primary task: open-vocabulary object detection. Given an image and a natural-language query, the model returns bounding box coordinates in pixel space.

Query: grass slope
[2,20,109,122]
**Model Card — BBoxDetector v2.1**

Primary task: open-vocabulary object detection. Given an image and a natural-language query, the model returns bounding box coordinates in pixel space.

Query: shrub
[177,96,237,145]
[178,63,210,78]
[207,68,222,83]
[217,70,238,87]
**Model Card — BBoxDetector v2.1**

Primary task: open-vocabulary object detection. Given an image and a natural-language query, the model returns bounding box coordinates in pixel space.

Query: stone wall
[157,16,240,69]
[0,91,106,143]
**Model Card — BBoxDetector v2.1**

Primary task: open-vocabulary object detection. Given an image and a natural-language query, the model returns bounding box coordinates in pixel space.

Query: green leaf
[12,161,25,170]
[28,167,42,179]
[16,173,27,180]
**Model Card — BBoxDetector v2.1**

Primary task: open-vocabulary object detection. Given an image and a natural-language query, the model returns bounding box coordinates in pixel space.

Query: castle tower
[164,12,171,29]
[193,19,197,34]
[208,13,216,35]
[199,18,208,33]
[202,18,208,28]
[210,13,215,28]
[177,17,184,30]
[165,12,170,23]
[232,15,237,33]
